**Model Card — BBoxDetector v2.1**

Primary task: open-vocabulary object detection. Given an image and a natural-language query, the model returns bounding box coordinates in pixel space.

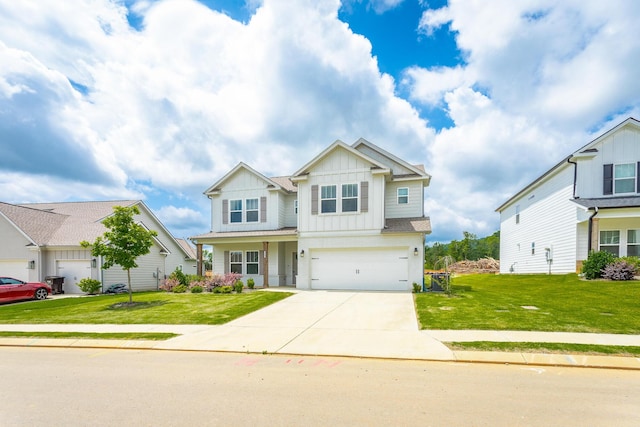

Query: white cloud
[155,205,207,234]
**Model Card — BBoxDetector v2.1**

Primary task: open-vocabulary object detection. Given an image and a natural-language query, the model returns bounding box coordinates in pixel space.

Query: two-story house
[191,138,431,290]
[497,117,640,274]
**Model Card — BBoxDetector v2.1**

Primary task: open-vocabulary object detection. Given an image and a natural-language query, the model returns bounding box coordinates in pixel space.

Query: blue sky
[1,0,640,244]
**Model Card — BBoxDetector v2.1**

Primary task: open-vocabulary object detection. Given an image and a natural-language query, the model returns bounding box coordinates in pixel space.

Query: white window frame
[230,251,243,274]
[320,185,337,214]
[614,163,636,194]
[294,200,298,215]
[397,187,409,204]
[229,199,242,223]
[246,198,259,223]
[246,250,259,275]
[341,183,358,213]
[627,230,640,257]
[599,230,620,256]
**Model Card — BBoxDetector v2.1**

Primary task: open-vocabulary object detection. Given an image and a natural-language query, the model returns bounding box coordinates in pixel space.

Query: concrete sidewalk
[1,290,639,370]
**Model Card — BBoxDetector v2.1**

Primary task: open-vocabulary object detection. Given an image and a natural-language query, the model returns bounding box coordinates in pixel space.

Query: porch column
[263,241,269,288]
[196,243,203,277]
[590,218,599,252]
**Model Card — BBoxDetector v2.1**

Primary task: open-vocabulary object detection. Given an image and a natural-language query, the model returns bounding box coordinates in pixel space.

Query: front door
[292,252,298,285]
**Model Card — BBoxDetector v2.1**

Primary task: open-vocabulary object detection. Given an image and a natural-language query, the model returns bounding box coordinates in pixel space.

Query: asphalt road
[2,347,639,426]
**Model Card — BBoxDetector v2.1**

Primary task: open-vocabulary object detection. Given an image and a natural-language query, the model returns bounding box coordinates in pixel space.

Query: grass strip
[0,331,179,340]
[446,341,640,357]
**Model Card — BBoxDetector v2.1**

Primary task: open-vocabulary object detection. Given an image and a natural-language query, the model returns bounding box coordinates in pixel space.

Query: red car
[0,277,51,303]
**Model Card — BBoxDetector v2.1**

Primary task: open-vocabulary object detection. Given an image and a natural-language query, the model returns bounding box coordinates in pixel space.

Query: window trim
[245,198,259,223]
[246,250,259,275]
[294,199,298,215]
[397,187,409,204]
[229,251,243,274]
[341,183,358,213]
[229,199,243,223]
[627,229,640,257]
[599,230,620,256]
[320,184,337,214]
[614,163,636,194]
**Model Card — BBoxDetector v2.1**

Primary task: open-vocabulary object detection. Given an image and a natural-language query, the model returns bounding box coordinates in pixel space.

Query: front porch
[191,228,298,288]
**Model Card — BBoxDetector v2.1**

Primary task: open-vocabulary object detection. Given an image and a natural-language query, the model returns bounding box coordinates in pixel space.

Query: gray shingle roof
[572,196,640,209]
[191,227,298,240]
[176,238,197,260]
[382,217,432,234]
[269,176,297,192]
[0,202,67,245]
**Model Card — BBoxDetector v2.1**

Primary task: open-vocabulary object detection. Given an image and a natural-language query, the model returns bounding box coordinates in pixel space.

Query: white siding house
[497,117,640,274]
[192,138,431,291]
[0,200,196,293]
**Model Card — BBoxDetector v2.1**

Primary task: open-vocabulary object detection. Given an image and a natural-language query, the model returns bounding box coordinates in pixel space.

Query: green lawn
[415,274,640,333]
[0,331,178,340]
[0,291,292,325]
[446,341,640,357]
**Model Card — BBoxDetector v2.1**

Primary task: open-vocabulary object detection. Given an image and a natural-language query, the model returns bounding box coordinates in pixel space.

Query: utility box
[45,276,65,294]
[429,273,450,292]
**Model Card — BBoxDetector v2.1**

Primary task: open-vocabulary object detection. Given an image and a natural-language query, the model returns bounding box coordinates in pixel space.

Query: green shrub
[172,284,188,293]
[77,278,102,294]
[582,251,616,279]
[619,256,640,274]
[412,282,421,293]
[169,268,188,287]
[190,285,203,293]
[247,278,255,289]
[213,285,233,294]
[602,261,636,281]
[234,280,244,293]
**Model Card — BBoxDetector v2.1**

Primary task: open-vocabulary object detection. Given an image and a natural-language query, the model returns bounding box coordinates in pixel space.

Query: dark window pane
[230,212,242,223]
[342,198,357,212]
[321,200,336,213]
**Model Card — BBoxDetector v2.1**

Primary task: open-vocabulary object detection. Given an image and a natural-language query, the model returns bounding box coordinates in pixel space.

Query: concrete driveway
[157,290,454,360]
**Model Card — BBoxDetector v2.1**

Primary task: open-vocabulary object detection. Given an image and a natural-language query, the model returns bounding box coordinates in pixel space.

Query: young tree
[81,205,157,303]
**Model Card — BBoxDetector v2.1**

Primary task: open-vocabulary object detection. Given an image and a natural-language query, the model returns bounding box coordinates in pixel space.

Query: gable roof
[176,238,197,260]
[352,138,431,182]
[496,117,640,212]
[291,139,391,179]
[0,202,67,246]
[203,162,293,195]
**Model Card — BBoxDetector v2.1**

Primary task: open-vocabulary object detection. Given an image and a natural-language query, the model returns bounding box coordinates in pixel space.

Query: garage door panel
[57,260,92,294]
[311,248,408,291]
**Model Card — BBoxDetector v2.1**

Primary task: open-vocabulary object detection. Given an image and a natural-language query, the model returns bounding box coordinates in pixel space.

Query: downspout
[587,207,599,253]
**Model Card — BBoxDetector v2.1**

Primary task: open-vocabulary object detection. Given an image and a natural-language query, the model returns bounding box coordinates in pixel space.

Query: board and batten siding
[102,245,166,291]
[499,165,577,274]
[576,125,640,198]
[385,181,423,219]
[297,147,385,233]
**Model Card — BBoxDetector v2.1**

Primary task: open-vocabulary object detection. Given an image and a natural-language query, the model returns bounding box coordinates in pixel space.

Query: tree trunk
[127,269,133,303]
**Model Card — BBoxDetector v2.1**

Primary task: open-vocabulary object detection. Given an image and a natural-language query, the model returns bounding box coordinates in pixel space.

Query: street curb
[2,339,640,371]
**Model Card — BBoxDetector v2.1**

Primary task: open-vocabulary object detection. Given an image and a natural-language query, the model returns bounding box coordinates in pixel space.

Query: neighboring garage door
[56,260,92,294]
[310,248,409,291]
[0,260,29,281]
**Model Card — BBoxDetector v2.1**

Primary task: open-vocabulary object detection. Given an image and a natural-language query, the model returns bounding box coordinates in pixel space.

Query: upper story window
[246,198,259,222]
[397,187,409,204]
[615,163,636,194]
[342,184,358,212]
[321,185,337,213]
[294,200,298,215]
[604,163,638,195]
[515,205,520,224]
[230,200,242,223]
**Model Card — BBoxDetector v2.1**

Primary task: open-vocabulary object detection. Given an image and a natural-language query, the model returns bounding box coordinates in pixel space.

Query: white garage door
[0,260,29,281]
[57,260,92,294]
[310,248,409,291]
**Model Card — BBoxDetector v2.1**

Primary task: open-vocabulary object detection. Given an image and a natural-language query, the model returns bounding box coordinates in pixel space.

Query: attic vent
[581,148,598,153]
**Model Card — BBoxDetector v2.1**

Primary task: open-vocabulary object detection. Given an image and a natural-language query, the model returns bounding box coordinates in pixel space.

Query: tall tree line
[424,231,500,269]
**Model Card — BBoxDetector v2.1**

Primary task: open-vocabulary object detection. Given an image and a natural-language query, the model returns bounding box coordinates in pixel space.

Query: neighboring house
[497,117,640,274]
[191,138,431,291]
[0,200,196,293]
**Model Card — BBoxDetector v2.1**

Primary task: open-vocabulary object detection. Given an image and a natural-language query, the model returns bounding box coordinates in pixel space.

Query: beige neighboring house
[191,138,431,291]
[0,200,196,293]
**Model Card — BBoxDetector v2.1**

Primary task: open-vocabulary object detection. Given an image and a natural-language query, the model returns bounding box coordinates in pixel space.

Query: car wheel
[34,288,48,300]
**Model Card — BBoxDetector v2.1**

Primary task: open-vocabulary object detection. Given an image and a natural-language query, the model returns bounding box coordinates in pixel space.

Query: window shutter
[361,181,368,213]
[311,185,318,215]
[224,251,229,274]
[222,199,229,224]
[260,196,267,223]
[603,164,613,195]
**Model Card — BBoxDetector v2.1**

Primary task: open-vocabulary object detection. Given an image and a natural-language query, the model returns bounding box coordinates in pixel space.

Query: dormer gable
[352,138,431,184]
[204,162,291,196]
